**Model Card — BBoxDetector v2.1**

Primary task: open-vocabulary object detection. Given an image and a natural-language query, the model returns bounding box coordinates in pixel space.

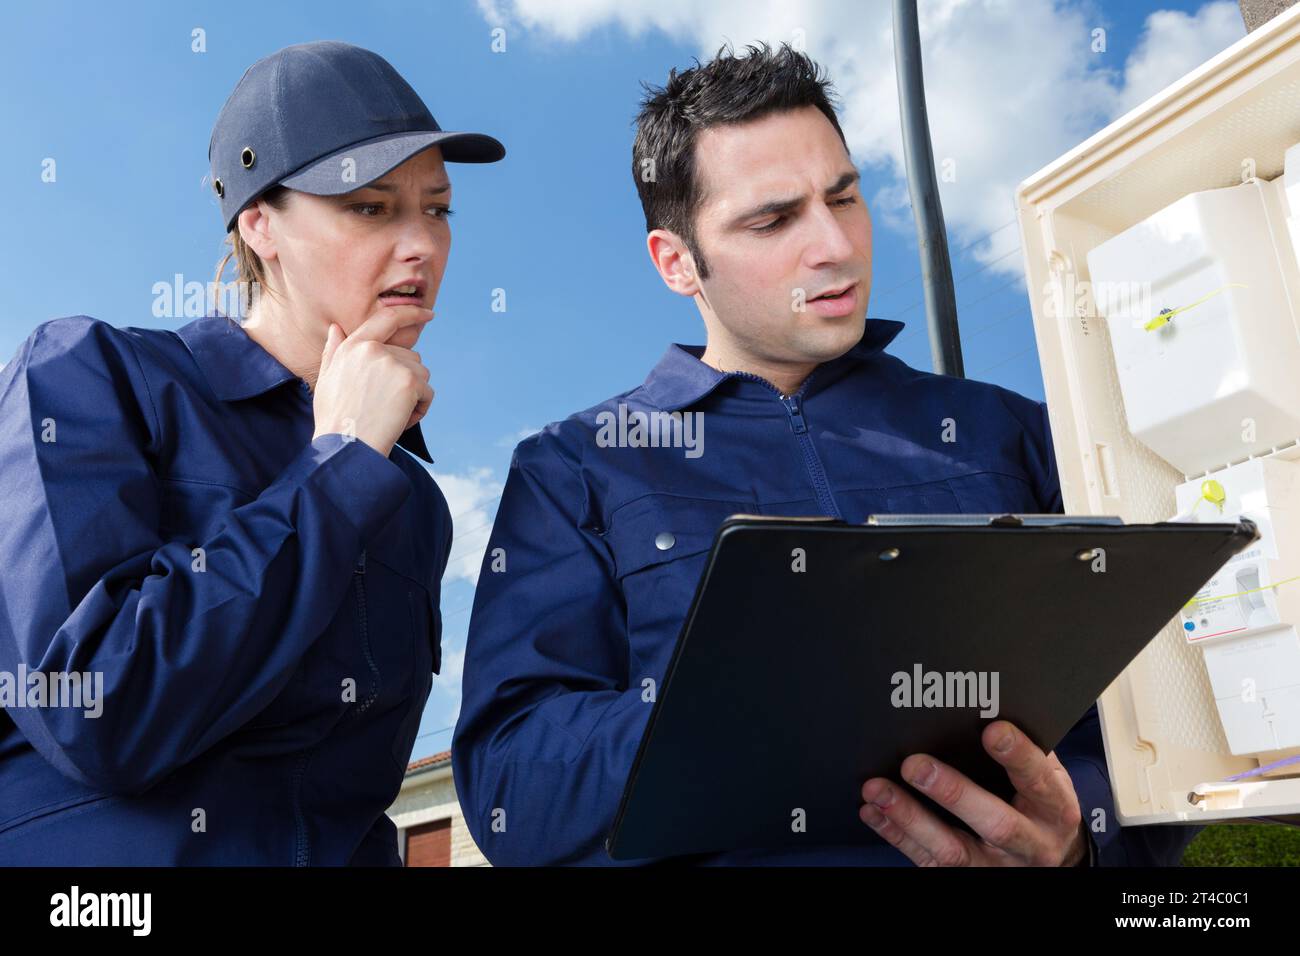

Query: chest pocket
[944,471,1043,514]
[605,495,752,680]
[881,479,962,515]
[843,471,1044,523]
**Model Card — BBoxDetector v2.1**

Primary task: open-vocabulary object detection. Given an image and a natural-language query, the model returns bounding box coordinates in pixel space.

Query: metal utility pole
[892,0,964,377]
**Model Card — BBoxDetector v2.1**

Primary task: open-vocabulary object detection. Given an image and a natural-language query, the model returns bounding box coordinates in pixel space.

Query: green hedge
[1181,823,1300,865]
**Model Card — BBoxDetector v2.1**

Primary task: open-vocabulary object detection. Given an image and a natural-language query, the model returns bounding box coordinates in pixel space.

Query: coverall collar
[641,317,907,412]
[176,314,434,464]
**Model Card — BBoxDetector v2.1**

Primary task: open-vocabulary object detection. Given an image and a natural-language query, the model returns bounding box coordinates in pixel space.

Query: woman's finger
[320,322,342,373]
[402,381,436,431]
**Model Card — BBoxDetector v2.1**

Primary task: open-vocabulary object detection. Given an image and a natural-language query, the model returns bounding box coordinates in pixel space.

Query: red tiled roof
[406,749,452,774]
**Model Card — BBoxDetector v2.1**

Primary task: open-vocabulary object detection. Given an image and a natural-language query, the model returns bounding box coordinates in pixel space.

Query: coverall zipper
[733,370,843,520]
[293,548,377,866]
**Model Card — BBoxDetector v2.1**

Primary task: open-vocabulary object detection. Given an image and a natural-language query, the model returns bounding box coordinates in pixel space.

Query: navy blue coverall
[0,314,448,864]
[453,318,1203,866]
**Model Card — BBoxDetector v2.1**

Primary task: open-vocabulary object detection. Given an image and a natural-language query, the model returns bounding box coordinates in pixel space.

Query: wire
[873,217,1020,300]
[891,272,1030,346]
[1183,572,1300,608]
[448,492,502,526]
[414,724,454,742]
[440,601,476,622]
[446,517,497,551]
[1224,750,1300,781]
[961,307,1027,340]
[881,247,1024,320]
[970,342,1039,377]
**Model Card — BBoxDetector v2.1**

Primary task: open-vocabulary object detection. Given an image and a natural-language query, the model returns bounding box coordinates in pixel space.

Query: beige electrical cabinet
[1016,5,1300,827]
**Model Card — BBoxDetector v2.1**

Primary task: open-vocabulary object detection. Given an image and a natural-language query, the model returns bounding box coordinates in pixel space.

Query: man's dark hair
[632,41,849,280]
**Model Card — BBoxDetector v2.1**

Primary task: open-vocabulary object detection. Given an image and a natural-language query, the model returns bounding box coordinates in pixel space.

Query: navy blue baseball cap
[210,40,505,232]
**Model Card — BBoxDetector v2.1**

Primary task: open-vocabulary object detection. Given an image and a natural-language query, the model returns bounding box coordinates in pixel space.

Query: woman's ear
[237,200,278,264]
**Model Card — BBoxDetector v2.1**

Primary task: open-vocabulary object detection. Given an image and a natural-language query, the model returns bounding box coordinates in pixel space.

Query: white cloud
[428,465,504,586]
[477,0,701,40]
[413,641,467,758]
[479,0,1244,277]
[430,645,467,724]
[496,425,541,448]
[1114,3,1244,116]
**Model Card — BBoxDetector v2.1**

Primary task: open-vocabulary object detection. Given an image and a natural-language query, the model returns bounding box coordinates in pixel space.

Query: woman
[0,41,503,864]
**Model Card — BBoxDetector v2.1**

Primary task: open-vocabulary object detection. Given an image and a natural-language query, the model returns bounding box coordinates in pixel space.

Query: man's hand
[859,720,1089,866]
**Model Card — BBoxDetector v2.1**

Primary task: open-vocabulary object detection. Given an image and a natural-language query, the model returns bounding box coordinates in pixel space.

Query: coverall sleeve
[0,317,412,794]
[1033,400,1204,866]
[451,432,653,866]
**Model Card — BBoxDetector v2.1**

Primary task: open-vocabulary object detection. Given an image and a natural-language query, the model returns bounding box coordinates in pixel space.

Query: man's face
[256,146,452,351]
[689,105,871,367]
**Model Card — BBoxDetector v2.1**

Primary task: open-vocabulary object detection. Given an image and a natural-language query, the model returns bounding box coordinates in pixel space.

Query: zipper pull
[783,395,808,435]
[354,550,367,574]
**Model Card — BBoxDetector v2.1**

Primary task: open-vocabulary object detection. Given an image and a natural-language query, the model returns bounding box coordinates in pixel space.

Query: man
[452,42,1201,866]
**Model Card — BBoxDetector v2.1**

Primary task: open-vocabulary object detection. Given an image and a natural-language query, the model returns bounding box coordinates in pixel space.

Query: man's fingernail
[872,785,895,809]
[910,760,938,789]
[995,730,1015,753]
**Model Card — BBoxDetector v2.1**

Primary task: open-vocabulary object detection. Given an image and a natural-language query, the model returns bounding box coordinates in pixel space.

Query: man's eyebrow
[824,169,860,196]
[354,181,451,195]
[729,169,861,227]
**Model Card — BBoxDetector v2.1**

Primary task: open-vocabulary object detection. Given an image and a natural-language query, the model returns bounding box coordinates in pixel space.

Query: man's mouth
[811,282,856,301]
[806,281,859,317]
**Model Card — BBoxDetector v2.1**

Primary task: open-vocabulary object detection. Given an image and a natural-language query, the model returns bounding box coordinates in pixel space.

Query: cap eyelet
[213,177,224,198]
[240,147,256,169]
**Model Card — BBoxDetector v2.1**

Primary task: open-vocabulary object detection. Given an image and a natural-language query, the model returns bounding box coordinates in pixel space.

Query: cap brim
[278,129,504,196]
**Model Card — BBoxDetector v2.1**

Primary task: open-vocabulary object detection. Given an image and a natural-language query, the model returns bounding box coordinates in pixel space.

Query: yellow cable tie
[1143,283,1248,331]
[1182,572,1300,611]
[1199,479,1226,513]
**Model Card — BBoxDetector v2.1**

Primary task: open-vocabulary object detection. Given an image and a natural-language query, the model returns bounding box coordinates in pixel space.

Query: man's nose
[804,202,857,268]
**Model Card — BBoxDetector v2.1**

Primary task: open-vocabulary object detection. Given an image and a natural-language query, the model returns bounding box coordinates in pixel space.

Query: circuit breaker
[1173,459,1300,762]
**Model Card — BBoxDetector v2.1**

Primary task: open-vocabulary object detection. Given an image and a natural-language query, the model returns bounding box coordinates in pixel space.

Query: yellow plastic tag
[1143,284,1248,331]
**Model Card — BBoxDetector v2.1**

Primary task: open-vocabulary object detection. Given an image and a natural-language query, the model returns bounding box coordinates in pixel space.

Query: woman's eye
[350,203,453,219]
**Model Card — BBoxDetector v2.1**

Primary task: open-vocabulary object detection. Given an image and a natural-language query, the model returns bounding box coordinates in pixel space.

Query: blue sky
[0,0,1247,758]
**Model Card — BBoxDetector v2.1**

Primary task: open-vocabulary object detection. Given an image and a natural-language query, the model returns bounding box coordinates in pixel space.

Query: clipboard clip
[866,513,1128,528]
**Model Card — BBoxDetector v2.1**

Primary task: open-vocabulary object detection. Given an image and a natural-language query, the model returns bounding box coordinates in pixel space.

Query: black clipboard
[605,513,1259,861]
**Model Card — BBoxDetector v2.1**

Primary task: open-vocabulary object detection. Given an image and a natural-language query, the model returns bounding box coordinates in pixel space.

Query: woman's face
[251,146,452,351]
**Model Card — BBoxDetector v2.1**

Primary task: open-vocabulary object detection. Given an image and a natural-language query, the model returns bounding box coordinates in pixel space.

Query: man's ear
[237,200,277,264]
[646,228,701,298]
